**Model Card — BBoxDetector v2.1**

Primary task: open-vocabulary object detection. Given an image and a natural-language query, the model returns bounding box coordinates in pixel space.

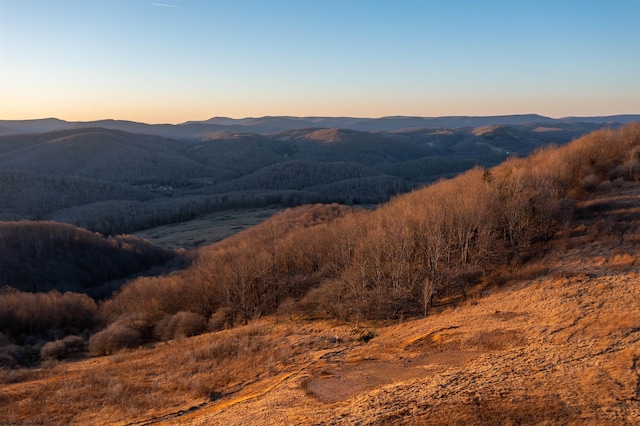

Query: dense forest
[0,221,176,296]
[1,122,638,366]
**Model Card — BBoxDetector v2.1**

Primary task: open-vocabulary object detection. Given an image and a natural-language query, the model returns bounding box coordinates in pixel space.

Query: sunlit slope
[86,122,640,337]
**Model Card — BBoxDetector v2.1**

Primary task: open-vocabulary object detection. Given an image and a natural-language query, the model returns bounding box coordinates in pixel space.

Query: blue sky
[0,0,638,123]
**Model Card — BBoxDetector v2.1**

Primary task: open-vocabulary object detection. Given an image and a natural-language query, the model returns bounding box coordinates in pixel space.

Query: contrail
[152,3,180,8]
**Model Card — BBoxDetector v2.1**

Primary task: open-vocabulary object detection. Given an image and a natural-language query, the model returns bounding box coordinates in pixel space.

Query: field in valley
[133,207,282,249]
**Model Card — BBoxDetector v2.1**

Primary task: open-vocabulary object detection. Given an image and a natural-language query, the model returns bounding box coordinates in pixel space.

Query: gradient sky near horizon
[0,0,639,124]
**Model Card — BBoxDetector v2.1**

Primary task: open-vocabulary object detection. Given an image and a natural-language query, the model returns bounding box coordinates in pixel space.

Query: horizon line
[1,112,640,126]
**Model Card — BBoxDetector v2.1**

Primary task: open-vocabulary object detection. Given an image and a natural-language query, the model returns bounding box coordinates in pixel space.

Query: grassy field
[133,207,282,249]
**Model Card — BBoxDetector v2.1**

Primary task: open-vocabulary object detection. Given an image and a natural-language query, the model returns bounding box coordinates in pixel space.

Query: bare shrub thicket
[154,311,206,341]
[39,340,67,361]
[88,321,141,356]
[0,289,97,365]
[100,204,355,335]
[40,335,87,361]
[0,289,99,341]
[98,123,640,345]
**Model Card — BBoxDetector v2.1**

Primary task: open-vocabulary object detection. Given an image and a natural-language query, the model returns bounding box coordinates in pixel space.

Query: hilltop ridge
[1,114,637,138]
[1,120,621,235]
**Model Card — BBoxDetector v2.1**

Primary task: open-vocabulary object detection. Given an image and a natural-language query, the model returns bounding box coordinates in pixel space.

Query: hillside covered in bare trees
[90,123,640,333]
[0,121,637,356]
[1,120,639,424]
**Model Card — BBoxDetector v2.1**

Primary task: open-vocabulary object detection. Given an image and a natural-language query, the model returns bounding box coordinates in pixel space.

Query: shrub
[40,336,86,360]
[155,311,206,341]
[40,340,67,360]
[0,344,23,369]
[88,322,141,356]
[62,335,86,355]
[208,307,234,332]
[276,298,297,321]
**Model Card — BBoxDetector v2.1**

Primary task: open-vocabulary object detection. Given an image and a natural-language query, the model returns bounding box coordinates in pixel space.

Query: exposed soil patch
[492,310,528,321]
[306,360,430,403]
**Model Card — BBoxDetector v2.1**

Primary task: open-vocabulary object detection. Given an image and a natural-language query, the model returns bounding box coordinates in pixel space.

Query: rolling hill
[0,117,636,237]
[0,171,154,220]
[0,128,230,184]
[0,114,637,138]
[0,221,175,297]
[0,123,639,425]
[204,160,382,192]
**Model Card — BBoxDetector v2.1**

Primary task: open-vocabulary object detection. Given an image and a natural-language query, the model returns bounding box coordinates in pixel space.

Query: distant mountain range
[0,114,638,139]
[0,114,638,235]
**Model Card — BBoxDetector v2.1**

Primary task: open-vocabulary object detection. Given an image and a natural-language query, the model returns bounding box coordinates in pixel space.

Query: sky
[0,0,639,124]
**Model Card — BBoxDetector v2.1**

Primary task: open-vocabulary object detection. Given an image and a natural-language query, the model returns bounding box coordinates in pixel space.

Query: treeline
[376,156,499,182]
[46,183,409,236]
[305,175,414,204]
[0,171,154,219]
[46,191,331,235]
[197,159,414,205]
[0,291,100,367]
[0,221,176,296]
[0,287,100,346]
[204,160,381,192]
[91,123,639,351]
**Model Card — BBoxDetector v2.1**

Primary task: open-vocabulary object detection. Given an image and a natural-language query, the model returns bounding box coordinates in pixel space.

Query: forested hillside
[0,221,176,297]
[0,122,638,397]
[0,128,229,184]
[94,123,639,340]
[0,119,628,235]
[0,171,154,220]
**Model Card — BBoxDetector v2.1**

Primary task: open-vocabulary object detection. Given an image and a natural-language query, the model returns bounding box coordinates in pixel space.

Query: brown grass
[0,320,368,424]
